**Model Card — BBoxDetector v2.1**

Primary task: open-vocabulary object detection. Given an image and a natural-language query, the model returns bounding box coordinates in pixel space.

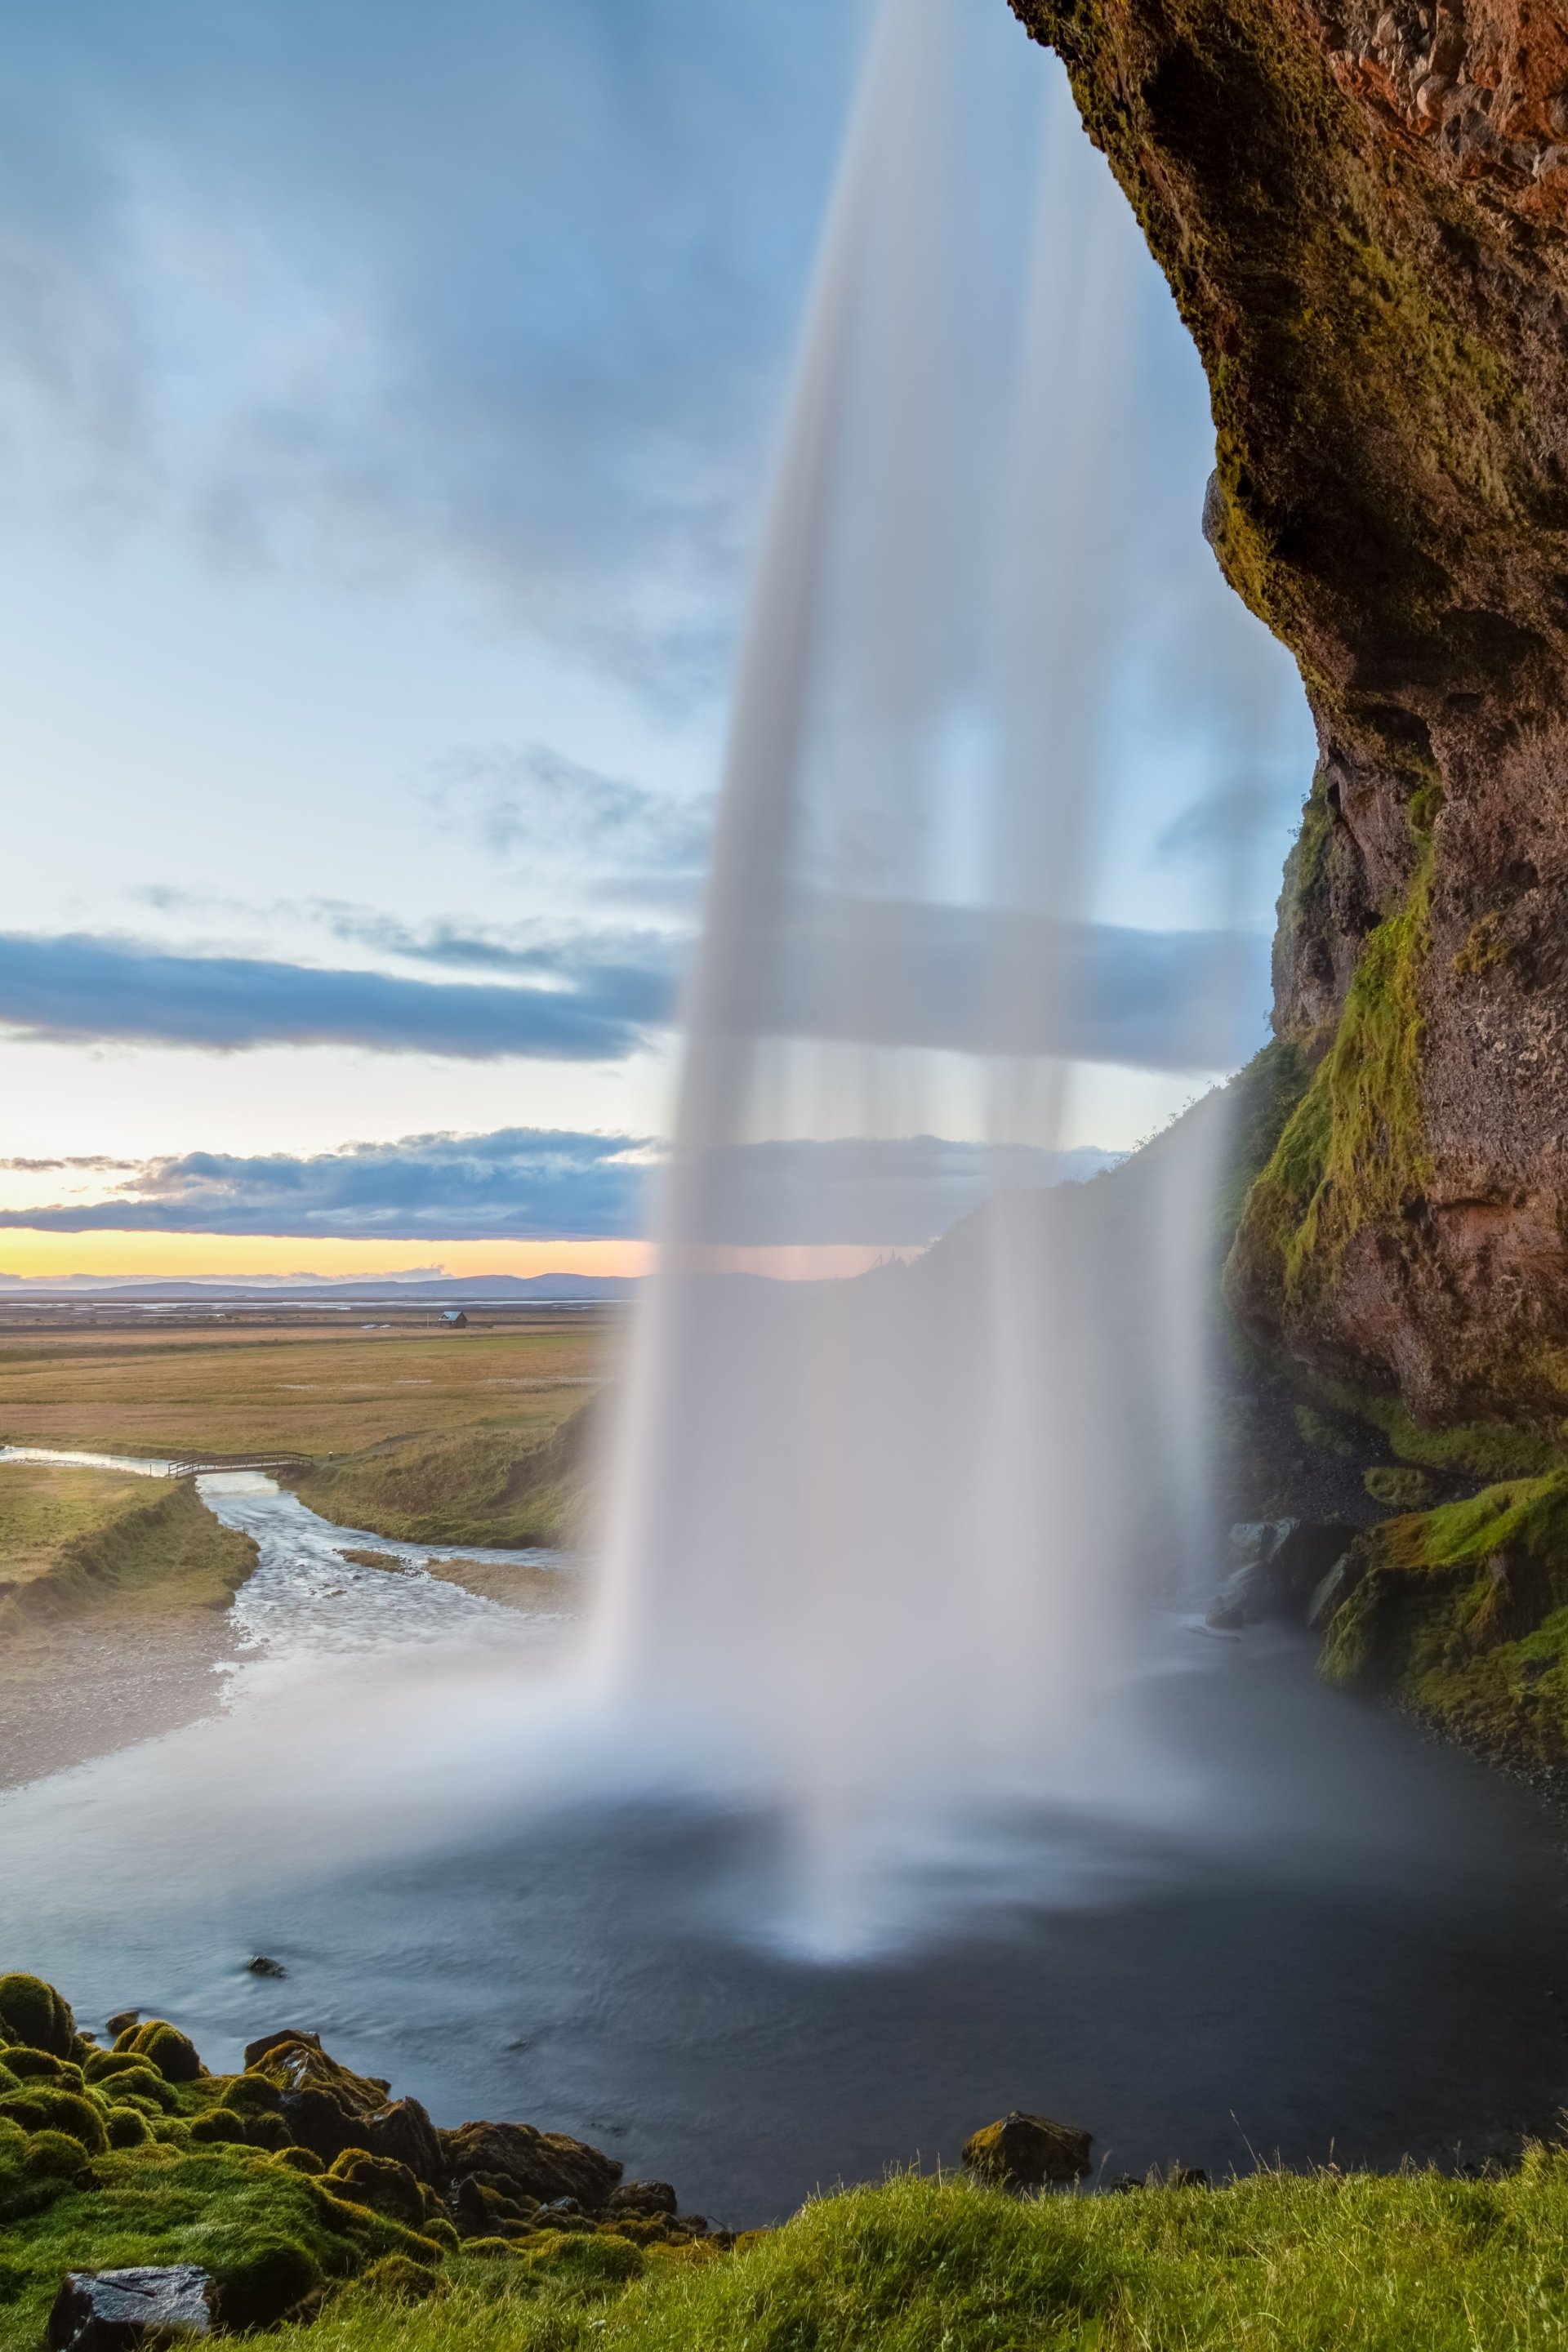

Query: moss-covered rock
[324,2149,430,2230]
[0,1976,75,2061]
[114,2022,203,2086]
[0,2087,108,2154]
[1320,1472,1568,1763]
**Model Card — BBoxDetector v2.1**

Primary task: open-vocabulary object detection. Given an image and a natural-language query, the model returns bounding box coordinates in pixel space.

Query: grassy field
[0,1320,613,1548]
[0,1322,609,1459]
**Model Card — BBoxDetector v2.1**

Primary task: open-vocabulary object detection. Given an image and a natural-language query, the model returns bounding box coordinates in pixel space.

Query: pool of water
[2,1588,1564,2225]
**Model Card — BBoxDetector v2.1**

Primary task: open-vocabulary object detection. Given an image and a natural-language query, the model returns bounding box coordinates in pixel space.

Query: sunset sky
[0,0,1312,1281]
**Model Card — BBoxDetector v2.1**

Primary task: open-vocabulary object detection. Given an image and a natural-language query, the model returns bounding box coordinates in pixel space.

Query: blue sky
[0,0,1312,1272]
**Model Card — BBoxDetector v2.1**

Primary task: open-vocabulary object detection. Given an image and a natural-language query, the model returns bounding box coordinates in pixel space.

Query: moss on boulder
[0,1976,76,2062]
[1320,1472,1568,1764]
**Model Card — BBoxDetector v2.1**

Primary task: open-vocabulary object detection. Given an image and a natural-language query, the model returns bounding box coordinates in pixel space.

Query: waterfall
[590,0,1299,1949]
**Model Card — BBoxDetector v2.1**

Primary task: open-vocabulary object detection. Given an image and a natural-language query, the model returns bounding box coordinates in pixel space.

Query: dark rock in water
[441,2118,622,2212]
[608,2179,678,2220]
[246,1956,287,1979]
[103,2011,140,2040]
[962,2109,1092,2189]
[1209,1519,1356,1628]
[1107,2164,1209,2193]
[48,2267,213,2352]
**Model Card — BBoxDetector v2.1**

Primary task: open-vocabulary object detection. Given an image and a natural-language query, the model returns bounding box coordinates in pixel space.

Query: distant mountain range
[0,1272,639,1302]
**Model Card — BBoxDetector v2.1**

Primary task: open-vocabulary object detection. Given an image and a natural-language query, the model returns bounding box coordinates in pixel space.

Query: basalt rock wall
[1009,0,1568,1430]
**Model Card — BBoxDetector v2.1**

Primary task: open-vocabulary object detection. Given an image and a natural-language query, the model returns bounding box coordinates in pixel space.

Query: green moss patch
[1228,844,1434,1336]
[1321,1471,1568,1762]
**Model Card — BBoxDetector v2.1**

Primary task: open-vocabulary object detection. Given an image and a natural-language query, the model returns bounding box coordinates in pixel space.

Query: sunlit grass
[269,2167,1568,2351]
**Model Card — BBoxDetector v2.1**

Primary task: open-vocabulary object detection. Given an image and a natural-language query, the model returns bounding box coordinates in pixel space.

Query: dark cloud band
[0,1128,1122,1246]
[0,931,676,1059]
[0,911,1266,1071]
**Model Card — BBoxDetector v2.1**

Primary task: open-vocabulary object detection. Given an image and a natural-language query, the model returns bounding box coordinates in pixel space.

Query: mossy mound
[0,1974,76,2060]
[1321,1472,1568,1764]
[115,2020,204,2084]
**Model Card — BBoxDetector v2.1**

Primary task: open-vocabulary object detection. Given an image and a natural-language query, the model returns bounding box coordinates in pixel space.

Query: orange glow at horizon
[0,1230,653,1282]
[0,1230,929,1285]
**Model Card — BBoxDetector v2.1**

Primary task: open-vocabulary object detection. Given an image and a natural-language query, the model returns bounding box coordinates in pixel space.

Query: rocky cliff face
[1010,0,1568,1432]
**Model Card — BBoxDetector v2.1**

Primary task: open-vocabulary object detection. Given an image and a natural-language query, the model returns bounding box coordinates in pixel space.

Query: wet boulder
[962,2109,1093,2189]
[1208,1520,1356,1628]
[440,2118,622,2212]
[607,2180,678,2220]
[47,2267,213,2352]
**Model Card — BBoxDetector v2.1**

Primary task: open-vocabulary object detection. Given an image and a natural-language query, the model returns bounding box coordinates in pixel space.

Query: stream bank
[0,1450,577,1794]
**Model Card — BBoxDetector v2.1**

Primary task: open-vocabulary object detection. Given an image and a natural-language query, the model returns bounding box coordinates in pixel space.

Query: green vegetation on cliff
[1227,826,1434,1339]
[1321,1472,1568,1766]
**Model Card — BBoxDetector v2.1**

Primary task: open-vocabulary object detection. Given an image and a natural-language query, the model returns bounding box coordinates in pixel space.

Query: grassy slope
[274,2167,1568,2352]
[0,1463,167,1589]
[0,1468,256,1630]
[281,1401,599,1550]
[0,1470,261,1788]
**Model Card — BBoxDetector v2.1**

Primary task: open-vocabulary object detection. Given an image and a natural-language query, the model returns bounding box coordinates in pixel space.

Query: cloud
[0,1129,1121,1246]
[0,0,861,688]
[0,907,1266,1072]
[0,929,678,1058]
[434,746,713,877]
[0,1129,653,1241]
[0,1155,136,1172]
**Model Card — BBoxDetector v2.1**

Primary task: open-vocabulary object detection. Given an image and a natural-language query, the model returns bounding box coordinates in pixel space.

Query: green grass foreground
[274,2166,1568,2352]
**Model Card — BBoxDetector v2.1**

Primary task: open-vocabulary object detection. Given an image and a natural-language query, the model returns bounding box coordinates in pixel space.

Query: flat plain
[0,1315,612,1461]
